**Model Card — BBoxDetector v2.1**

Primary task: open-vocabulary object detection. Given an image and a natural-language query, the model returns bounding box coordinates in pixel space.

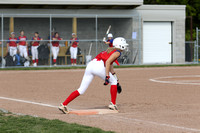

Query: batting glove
[104,76,110,85]
[103,37,106,42]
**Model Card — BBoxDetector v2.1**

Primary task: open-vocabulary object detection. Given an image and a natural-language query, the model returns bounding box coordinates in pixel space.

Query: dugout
[0,0,186,66]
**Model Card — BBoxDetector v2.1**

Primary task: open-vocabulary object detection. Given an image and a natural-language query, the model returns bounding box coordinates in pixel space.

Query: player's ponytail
[106,47,116,53]
[106,47,121,53]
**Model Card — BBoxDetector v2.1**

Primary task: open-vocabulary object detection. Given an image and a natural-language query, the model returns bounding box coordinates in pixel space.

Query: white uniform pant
[52,46,59,60]
[31,46,39,60]
[9,47,17,56]
[70,47,77,59]
[19,45,28,58]
[77,59,117,95]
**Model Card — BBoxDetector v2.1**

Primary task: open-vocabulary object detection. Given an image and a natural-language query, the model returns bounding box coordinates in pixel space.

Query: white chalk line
[0,66,200,74]
[0,96,200,132]
[150,75,200,86]
[106,115,200,132]
[0,96,74,111]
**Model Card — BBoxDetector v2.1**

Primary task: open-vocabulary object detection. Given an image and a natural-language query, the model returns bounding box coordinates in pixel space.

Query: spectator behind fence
[31,32,43,67]
[52,32,63,66]
[18,30,28,58]
[7,32,18,56]
[70,33,79,65]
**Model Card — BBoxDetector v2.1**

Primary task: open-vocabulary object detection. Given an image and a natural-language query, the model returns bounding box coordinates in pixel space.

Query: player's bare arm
[31,38,35,45]
[105,51,120,76]
[105,41,111,45]
[110,64,115,74]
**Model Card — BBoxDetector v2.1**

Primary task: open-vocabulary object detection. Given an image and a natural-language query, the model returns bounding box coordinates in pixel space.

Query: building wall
[135,5,186,64]
[0,6,185,64]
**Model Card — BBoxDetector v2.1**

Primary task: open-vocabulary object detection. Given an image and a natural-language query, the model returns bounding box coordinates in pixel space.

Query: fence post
[138,14,142,65]
[1,14,3,68]
[95,15,98,56]
[49,15,52,67]
[196,27,199,63]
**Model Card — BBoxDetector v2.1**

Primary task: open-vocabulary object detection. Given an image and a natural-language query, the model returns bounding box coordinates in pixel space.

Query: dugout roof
[0,0,143,9]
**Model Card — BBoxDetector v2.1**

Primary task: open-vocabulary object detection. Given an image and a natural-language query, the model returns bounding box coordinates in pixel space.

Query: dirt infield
[1,66,200,133]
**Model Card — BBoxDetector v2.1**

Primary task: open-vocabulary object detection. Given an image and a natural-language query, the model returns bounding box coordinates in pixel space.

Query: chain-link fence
[0,14,141,68]
[197,27,200,63]
[185,27,200,63]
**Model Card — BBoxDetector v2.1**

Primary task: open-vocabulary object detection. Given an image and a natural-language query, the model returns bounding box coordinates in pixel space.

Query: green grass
[0,63,200,71]
[0,110,114,133]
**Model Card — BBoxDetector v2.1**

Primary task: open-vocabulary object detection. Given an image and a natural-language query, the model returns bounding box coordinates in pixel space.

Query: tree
[144,0,200,41]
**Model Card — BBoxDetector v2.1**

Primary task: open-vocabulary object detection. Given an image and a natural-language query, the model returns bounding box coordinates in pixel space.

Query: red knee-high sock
[53,59,56,63]
[71,59,73,64]
[74,59,77,64]
[63,90,80,106]
[36,59,38,64]
[32,60,35,63]
[110,85,117,105]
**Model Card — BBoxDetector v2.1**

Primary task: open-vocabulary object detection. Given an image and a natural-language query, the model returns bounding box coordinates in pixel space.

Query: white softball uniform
[19,45,28,58]
[9,47,17,56]
[70,47,77,59]
[52,46,59,60]
[31,46,39,60]
[77,59,117,95]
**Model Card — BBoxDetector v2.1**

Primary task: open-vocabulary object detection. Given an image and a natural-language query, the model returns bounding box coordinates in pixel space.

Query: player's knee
[110,79,118,85]
[77,88,85,95]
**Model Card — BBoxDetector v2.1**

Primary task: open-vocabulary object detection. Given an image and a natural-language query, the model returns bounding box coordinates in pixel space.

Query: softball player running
[31,32,43,67]
[52,32,63,66]
[104,33,114,47]
[59,37,129,114]
[7,32,18,56]
[18,30,28,58]
[70,33,79,65]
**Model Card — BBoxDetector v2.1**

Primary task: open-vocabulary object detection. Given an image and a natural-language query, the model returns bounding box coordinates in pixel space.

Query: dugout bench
[0,47,7,57]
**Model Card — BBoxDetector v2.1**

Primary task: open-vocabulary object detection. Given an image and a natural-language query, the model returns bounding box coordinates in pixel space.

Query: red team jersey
[32,37,41,46]
[95,49,120,66]
[8,37,18,47]
[52,36,62,47]
[107,39,114,47]
[18,36,27,46]
[70,38,79,48]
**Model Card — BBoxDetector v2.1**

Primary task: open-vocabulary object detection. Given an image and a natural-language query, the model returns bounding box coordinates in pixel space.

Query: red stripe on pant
[53,59,56,63]
[71,59,77,64]
[110,85,117,105]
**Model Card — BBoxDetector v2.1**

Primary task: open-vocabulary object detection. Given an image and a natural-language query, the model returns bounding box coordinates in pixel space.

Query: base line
[107,115,200,132]
[0,96,74,110]
[0,96,200,132]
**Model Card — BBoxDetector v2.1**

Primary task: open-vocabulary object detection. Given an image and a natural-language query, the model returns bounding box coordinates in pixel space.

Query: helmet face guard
[120,44,129,51]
